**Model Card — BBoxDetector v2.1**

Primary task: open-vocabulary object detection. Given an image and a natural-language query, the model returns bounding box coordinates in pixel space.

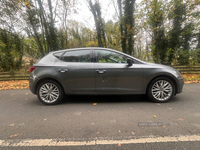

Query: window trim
[60,49,93,63]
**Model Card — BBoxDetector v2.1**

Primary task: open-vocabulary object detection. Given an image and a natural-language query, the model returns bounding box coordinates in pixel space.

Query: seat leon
[29,47,184,105]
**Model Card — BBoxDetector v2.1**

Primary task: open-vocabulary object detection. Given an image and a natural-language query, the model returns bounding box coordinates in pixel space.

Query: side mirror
[127,58,133,66]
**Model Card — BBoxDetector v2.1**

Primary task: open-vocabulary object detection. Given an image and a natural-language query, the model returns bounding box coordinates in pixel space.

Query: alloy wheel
[151,80,173,101]
[39,83,60,104]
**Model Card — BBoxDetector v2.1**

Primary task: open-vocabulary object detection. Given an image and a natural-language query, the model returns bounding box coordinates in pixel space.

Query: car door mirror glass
[127,58,133,66]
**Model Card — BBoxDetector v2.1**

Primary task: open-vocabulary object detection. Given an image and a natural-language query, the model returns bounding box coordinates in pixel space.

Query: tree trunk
[47,0,59,51]
[89,0,106,47]
[118,0,126,53]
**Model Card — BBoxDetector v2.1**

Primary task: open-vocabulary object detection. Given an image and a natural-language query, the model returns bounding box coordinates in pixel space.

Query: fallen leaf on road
[119,130,121,132]
[169,107,172,109]
[9,124,15,127]
[132,132,135,135]
[162,125,166,128]
[157,103,160,105]
[11,94,14,95]
[9,134,18,138]
[26,93,28,95]
[118,143,121,146]
[178,118,184,121]
[44,119,47,121]
[96,132,99,134]
[154,115,156,118]
[93,103,97,105]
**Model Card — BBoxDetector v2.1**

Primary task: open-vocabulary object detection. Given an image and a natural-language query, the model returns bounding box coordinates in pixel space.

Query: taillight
[30,67,36,72]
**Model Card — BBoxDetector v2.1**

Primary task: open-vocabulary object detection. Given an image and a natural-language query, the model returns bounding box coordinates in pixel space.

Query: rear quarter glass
[53,52,64,59]
[33,53,60,66]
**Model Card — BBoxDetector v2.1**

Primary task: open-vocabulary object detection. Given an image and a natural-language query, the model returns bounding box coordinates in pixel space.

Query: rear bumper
[29,76,35,94]
[176,78,184,94]
[29,73,38,94]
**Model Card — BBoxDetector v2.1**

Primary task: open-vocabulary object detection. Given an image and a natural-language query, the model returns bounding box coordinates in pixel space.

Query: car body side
[29,48,184,95]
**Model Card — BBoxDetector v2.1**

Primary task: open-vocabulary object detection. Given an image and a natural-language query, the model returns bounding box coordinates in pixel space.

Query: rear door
[54,49,95,92]
[94,49,143,93]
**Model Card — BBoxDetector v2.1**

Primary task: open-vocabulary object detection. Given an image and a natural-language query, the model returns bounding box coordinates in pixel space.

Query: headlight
[174,69,183,79]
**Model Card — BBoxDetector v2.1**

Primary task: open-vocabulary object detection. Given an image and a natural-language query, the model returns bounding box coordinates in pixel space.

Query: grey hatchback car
[29,47,184,105]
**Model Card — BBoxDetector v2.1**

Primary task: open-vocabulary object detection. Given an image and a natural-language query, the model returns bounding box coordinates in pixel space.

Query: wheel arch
[145,75,178,95]
[35,77,65,95]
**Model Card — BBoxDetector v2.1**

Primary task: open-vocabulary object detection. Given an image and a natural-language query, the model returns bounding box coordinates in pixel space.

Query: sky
[68,0,141,29]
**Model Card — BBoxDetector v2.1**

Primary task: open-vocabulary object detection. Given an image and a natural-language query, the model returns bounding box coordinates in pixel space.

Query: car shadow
[61,94,151,104]
[29,94,181,106]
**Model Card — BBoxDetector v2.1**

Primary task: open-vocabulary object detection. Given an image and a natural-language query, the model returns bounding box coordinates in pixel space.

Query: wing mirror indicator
[127,58,133,66]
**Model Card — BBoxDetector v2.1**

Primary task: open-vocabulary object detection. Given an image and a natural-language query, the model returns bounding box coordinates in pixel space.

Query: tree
[178,23,194,65]
[88,0,107,47]
[0,0,24,71]
[146,0,168,64]
[168,0,186,64]
[117,0,136,55]
[104,20,121,50]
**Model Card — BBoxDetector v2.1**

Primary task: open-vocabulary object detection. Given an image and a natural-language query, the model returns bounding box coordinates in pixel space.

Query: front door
[54,49,95,92]
[94,49,143,93]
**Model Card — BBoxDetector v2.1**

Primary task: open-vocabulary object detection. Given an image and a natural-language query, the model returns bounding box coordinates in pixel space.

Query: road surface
[0,83,200,149]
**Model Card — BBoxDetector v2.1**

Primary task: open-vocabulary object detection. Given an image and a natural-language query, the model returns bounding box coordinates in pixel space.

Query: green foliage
[175,49,200,66]
[117,0,136,55]
[9,70,15,76]
[1,0,200,73]
[168,0,186,64]
[147,0,168,64]
[105,20,121,50]
[0,29,23,71]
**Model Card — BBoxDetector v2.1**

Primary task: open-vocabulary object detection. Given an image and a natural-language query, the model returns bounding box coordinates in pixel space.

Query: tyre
[147,77,175,103]
[36,80,64,105]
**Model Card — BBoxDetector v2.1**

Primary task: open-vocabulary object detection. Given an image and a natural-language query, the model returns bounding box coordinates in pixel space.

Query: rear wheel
[37,80,64,105]
[147,77,175,103]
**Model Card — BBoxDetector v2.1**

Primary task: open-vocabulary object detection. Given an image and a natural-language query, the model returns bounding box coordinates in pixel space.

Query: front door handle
[58,69,68,73]
[96,70,106,74]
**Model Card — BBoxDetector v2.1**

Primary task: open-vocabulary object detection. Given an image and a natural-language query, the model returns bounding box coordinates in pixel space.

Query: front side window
[62,50,92,62]
[95,50,127,63]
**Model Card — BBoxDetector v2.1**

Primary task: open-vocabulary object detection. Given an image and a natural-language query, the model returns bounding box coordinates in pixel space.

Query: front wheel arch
[146,75,177,95]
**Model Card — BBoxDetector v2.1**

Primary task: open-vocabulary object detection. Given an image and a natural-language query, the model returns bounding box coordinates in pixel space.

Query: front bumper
[176,78,184,94]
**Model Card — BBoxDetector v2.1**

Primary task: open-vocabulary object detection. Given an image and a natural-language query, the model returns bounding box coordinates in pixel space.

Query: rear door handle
[96,70,106,74]
[58,69,68,73]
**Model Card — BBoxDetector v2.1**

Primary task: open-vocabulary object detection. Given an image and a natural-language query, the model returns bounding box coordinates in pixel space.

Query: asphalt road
[0,83,200,149]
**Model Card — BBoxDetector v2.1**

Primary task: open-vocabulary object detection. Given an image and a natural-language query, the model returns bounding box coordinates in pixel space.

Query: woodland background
[0,0,200,74]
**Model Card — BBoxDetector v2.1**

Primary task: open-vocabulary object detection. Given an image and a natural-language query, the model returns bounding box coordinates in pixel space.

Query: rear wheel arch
[146,75,178,95]
[35,77,65,95]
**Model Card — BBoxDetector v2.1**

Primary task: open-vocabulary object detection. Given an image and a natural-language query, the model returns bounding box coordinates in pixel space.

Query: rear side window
[62,50,92,62]
[53,52,64,59]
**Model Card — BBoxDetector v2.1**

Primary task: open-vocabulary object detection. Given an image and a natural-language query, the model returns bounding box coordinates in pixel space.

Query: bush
[175,49,200,66]
[9,70,15,76]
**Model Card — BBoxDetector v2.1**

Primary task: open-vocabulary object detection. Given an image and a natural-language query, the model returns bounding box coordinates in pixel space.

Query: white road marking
[0,135,200,147]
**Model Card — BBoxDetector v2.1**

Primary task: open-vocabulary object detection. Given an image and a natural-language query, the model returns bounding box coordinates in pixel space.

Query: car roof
[50,47,115,53]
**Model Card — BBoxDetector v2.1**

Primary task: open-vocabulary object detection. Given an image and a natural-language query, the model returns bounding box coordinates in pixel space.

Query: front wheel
[37,80,64,105]
[147,77,175,103]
